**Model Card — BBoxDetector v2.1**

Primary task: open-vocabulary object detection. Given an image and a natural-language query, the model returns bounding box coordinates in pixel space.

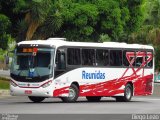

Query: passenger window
[67,48,81,65]
[82,49,95,66]
[96,49,109,66]
[136,57,143,67]
[146,52,153,68]
[123,51,135,67]
[110,50,122,66]
[135,51,145,67]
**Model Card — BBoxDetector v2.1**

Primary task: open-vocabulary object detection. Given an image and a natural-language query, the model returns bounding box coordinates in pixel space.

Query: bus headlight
[41,80,52,88]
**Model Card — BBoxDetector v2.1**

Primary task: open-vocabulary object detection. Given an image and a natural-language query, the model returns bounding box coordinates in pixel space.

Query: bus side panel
[53,68,126,97]
[79,79,125,96]
[52,67,153,97]
[133,74,153,96]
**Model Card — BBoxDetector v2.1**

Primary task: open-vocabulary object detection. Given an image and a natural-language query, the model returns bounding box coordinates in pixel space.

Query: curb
[0,76,10,80]
[0,89,10,98]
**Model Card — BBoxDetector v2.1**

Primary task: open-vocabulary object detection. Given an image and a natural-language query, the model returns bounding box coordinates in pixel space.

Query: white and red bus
[10,38,154,102]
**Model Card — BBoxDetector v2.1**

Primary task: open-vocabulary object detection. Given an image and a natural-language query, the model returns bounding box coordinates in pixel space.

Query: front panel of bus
[10,44,55,97]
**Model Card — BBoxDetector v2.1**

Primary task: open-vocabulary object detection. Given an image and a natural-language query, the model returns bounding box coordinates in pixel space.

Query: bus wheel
[28,96,45,103]
[61,84,79,103]
[86,96,101,102]
[116,84,133,102]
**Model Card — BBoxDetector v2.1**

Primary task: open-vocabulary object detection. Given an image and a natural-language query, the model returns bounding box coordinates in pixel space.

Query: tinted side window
[67,48,81,65]
[123,51,135,67]
[146,52,153,68]
[82,49,95,66]
[96,49,109,66]
[110,50,122,66]
[135,51,145,67]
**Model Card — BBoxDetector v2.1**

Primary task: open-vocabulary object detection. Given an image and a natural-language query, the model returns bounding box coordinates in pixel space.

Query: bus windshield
[11,48,54,78]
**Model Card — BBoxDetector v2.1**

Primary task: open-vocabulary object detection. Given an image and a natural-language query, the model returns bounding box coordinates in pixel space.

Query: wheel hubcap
[69,88,75,99]
[126,87,131,99]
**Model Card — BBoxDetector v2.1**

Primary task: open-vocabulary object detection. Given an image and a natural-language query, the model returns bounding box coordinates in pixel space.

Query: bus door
[54,48,66,78]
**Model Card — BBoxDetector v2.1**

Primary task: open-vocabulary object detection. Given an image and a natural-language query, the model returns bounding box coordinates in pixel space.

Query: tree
[0,14,11,34]
[14,0,52,40]
[33,0,64,39]
[0,14,11,50]
[0,34,13,50]
[125,0,160,70]
[50,0,143,42]
[0,0,146,43]
[60,1,99,41]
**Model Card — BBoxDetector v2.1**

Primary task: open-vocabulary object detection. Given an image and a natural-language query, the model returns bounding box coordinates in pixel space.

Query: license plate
[25,90,32,94]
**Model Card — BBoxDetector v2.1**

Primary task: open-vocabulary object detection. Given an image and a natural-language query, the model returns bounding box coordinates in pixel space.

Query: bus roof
[17,38,154,50]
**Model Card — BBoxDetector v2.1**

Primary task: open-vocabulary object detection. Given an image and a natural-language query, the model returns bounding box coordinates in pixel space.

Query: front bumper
[10,85,54,97]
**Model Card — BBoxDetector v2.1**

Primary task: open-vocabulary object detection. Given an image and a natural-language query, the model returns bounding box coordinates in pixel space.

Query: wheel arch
[71,81,80,90]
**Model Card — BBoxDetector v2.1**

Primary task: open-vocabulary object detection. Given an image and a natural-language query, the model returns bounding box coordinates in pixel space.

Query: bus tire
[86,96,101,102]
[116,84,133,102]
[28,96,45,103]
[61,84,79,103]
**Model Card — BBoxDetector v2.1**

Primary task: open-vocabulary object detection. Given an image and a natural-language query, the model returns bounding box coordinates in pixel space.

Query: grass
[0,77,9,89]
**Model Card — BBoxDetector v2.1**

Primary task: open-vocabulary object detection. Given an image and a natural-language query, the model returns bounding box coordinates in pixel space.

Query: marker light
[33,48,38,53]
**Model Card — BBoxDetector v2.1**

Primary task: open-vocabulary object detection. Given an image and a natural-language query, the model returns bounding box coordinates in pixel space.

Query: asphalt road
[0,96,160,114]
